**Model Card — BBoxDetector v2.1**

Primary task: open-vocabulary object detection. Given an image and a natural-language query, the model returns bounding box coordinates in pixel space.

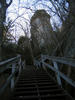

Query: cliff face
[30,6,75,58]
[30,10,56,56]
[63,0,75,58]
[64,25,75,58]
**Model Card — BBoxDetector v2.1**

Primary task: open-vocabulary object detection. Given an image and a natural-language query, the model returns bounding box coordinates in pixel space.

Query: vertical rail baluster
[19,57,21,74]
[22,60,26,69]
[53,61,62,87]
[11,63,15,89]
[41,55,46,70]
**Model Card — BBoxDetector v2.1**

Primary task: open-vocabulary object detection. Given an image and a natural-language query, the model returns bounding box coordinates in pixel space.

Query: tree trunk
[0,0,12,61]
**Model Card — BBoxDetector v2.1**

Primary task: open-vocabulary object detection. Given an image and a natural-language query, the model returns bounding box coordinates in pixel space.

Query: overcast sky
[6,0,69,41]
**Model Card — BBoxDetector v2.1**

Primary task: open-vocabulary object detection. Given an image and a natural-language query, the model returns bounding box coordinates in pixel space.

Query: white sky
[6,0,69,41]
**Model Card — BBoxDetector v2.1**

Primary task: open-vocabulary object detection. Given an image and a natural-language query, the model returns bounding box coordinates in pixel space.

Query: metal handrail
[0,55,22,95]
[34,54,75,87]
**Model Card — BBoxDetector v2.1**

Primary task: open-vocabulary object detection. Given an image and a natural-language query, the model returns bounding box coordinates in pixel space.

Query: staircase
[11,66,72,100]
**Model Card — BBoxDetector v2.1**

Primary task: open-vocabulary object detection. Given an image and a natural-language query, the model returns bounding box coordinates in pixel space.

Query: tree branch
[7,0,12,8]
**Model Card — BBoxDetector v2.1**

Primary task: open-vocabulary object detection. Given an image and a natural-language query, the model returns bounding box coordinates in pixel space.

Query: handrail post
[53,61,62,87]
[41,55,45,70]
[22,60,26,69]
[11,63,15,89]
[19,58,21,74]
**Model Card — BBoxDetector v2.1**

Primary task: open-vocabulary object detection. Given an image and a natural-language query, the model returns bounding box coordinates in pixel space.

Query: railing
[34,54,75,87]
[0,55,22,95]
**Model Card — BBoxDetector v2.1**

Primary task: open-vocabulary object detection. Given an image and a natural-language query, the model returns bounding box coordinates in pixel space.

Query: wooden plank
[11,63,15,89]
[41,55,75,67]
[43,62,75,87]
[0,55,20,66]
[53,61,62,87]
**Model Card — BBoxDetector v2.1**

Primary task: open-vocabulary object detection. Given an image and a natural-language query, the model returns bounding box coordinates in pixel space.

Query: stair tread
[11,66,72,100]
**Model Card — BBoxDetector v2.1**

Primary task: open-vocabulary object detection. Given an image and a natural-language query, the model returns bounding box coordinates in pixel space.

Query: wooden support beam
[53,61,62,87]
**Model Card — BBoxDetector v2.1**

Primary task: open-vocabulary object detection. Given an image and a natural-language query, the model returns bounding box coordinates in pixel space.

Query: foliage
[2,19,15,44]
[2,42,18,60]
[18,36,33,64]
